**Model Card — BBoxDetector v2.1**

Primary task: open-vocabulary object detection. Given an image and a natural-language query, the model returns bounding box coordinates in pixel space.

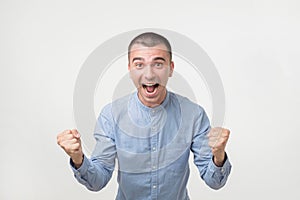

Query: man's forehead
[129,44,169,53]
[129,44,169,61]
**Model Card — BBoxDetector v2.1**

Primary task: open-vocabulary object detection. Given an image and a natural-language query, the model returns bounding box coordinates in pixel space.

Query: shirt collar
[133,90,170,112]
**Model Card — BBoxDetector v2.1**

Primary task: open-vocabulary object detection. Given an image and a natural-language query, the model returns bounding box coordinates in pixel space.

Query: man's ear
[169,61,174,77]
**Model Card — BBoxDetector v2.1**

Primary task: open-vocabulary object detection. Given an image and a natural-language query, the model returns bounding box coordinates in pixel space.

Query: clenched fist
[57,129,83,168]
[208,127,230,167]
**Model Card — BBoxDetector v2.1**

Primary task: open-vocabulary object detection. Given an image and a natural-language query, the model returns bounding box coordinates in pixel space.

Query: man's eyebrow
[132,57,144,63]
[153,57,166,62]
[131,57,166,63]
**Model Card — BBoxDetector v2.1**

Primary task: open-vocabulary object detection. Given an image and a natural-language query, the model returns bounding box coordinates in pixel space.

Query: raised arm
[56,107,117,191]
[191,108,232,190]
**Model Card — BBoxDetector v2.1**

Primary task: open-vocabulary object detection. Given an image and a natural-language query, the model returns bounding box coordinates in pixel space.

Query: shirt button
[152,147,156,151]
[152,126,156,131]
[152,165,156,170]
[153,185,157,189]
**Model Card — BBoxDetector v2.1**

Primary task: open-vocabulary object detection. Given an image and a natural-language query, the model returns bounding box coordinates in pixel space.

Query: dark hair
[128,32,172,60]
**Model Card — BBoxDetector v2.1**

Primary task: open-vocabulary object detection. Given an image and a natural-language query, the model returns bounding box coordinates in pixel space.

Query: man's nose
[144,65,155,80]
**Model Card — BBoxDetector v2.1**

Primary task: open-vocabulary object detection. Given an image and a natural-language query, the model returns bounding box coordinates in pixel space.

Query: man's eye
[135,63,143,68]
[154,63,163,68]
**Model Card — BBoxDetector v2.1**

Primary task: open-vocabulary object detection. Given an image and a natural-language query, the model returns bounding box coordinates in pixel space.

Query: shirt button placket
[150,147,158,199]
[150,110,158,200]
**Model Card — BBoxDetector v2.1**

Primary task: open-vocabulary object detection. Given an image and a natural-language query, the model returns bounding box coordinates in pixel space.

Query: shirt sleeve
[191,106,232,190]
[70,105,116,191]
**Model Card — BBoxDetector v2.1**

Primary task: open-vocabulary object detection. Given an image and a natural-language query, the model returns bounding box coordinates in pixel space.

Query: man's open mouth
[142,83,159,94]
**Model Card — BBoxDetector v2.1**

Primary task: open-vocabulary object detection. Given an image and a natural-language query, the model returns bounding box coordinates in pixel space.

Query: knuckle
[65,129,71,133]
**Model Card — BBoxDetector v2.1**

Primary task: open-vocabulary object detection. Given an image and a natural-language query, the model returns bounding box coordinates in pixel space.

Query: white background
[1,0,299,199]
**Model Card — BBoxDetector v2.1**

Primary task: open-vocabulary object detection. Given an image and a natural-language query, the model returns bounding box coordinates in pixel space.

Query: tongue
[146,86,155,93]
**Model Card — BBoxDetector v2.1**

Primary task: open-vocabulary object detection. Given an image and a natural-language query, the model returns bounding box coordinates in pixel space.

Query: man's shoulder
[169,91,199,106]
[99,93,133,115]
[168,91,206,113]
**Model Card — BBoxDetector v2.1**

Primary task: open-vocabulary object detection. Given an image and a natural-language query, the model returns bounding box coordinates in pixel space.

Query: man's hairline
[128,44,172,63]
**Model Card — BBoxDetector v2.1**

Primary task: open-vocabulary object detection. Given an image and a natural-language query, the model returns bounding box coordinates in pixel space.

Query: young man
[57,32,232,200]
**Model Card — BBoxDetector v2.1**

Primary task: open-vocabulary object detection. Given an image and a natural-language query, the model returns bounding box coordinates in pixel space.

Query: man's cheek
[158,72,170,87]
[129,70,141,88]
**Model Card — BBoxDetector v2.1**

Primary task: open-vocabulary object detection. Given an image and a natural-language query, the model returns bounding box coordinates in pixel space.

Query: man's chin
[138,87,166,107]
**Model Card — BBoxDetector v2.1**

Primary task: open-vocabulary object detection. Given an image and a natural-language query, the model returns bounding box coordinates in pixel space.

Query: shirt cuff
[208,152,232,179]
[70,154,90,178]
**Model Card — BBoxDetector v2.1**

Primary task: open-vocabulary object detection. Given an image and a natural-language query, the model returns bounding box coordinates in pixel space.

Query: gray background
[1,0,299,199]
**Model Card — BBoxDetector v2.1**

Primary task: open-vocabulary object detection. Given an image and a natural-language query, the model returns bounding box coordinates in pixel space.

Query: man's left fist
[208,127,230,166]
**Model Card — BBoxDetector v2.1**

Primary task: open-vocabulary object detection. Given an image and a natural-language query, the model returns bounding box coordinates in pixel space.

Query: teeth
[144,83,156,86]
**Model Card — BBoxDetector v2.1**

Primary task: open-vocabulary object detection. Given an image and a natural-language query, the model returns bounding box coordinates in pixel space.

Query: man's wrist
[72,154,84,169]
[213,151,226,167]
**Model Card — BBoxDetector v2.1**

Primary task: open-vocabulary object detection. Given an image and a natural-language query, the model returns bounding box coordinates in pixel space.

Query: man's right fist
[57,129,83,168]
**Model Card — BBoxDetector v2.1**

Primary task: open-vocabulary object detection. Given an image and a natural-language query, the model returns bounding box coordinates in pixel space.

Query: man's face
[128,44,174,108]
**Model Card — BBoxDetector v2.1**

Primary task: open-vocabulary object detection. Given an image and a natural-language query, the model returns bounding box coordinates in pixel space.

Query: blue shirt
[71,91,231,200]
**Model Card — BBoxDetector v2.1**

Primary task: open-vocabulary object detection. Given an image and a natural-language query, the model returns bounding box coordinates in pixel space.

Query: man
[57,32,232,200]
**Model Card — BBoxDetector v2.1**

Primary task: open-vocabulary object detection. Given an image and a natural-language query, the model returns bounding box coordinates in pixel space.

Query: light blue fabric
[71,91,231,200]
